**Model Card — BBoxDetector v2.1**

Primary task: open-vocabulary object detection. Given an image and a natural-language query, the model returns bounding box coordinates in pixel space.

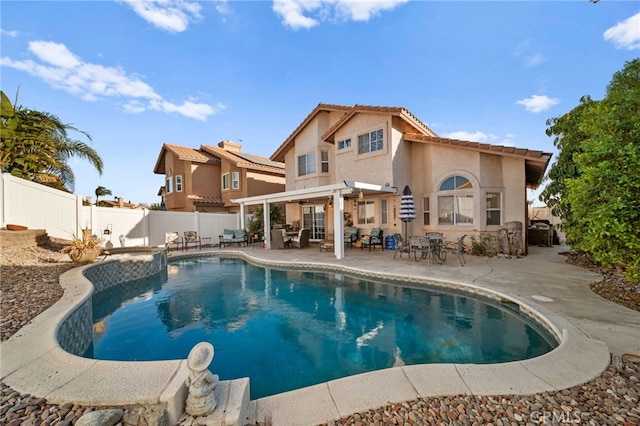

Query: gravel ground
[1,243,639,426]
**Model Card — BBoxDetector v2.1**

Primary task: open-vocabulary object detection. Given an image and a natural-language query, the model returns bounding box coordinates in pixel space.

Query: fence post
[75,195,84,237]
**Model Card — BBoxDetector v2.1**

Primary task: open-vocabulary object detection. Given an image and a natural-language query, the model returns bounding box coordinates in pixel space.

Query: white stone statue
[184,342,219,416]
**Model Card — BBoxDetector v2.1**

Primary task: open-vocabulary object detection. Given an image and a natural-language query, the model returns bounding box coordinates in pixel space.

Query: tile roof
[200,145,285,174]
[321,104,437,142]
[187,195,224,205]
[403,133,553,187]
[153,143,219,174]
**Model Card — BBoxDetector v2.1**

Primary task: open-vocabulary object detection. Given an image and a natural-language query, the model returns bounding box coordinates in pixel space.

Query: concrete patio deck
[1,243,638,426]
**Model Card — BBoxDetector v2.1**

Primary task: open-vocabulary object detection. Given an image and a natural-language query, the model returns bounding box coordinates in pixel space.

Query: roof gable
[321,104,437,142]
[153,143,219,174]
[270,103,352,162]
[201,145,285,175]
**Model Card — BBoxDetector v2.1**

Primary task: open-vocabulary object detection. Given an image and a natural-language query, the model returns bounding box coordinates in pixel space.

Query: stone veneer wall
[57,251,167,356]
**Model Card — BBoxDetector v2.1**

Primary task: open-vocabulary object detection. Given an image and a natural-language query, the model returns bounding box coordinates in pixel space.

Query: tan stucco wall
[332,114,394,186]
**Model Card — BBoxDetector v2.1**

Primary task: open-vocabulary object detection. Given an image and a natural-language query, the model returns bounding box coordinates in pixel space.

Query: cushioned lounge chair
[291,228,310,248]
[360,228,384,251]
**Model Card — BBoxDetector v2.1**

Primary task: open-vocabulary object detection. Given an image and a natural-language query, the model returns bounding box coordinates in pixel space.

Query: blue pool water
[85,257,557,399]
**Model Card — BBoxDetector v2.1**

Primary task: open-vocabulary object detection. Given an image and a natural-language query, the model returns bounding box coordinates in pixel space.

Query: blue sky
[2,1,639,206]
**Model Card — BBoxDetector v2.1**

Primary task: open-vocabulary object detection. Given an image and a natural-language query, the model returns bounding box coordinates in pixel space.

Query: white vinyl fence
[1,173,242,247]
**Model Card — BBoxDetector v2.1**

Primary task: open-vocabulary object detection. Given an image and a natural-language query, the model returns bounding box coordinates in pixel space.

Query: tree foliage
[95,185,113,206]
[0,90,103,192]
[541,59,640,281]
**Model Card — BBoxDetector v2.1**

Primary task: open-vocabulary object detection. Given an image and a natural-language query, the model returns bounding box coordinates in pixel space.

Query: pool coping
[0,249,611,426]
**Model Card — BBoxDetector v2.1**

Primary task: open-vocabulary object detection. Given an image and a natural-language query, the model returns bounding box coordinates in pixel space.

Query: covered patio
[231,181,397,259]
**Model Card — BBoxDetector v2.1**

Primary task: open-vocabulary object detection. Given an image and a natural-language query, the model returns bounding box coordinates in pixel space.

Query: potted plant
[59,229,102,263]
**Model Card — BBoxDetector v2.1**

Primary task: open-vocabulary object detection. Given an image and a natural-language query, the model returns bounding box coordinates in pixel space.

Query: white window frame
[166,176,173,193]
[486,192,502,226]
[320,150,329,173]
[222,173,230,190]
[381,198,388,225]
[357,200,375,225]
[423,197,430,225]
[232,171,240,189]
[438,175,474,226]
[337,138,351,150]
[298,152,316,177]
[175,175,183,192]
[357,129,384,155]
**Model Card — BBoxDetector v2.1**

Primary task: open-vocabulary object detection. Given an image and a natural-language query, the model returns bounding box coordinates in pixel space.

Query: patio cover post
[263,200,271,249]
[239,203,246,230]
[333,192,344,259]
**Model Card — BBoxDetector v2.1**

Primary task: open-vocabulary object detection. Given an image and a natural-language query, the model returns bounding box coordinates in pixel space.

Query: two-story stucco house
[232,103,552,259]
[154,140,285,212]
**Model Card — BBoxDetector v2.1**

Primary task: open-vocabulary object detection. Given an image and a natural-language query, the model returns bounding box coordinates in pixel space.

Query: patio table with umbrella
[399,185,416,241]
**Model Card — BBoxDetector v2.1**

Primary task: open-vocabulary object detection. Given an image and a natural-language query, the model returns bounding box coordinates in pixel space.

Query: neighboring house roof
[270,103,352,162]
[100,199,141,209]
[321,104,437,143]
[153,143,220,174]
[200,145,285,175]
[187,195,224,206]
[403,133,553,188]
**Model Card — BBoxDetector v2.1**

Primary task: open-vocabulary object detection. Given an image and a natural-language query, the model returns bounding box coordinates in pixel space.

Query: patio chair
[409,235,429,261]
[291,228,310,248]
[183,231,202,251]
[441,234,467,266]
[165,232,183,251]
[392,233,410,259]
[344,226,360,248]
[271,229,291,249]
[360,228,384,251]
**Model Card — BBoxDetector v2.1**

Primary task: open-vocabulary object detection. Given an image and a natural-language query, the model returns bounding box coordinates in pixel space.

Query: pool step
[177,377,250,426]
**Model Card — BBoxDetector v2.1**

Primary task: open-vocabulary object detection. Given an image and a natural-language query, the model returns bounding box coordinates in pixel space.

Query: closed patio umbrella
[399,185,416,241]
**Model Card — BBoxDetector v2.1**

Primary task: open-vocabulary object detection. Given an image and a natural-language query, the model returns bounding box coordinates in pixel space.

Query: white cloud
[272,0,407,30]
[516,95,559,113]
[441,131,516,147]
[0,40,220,121]
[603,12,640,50]
[119,0,202,33]
[442,130,489,142]
[1,28,19,37]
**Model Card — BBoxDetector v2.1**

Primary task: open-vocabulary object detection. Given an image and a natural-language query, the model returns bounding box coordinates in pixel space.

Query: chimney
[118,197,124,208]
[217,140,241,152]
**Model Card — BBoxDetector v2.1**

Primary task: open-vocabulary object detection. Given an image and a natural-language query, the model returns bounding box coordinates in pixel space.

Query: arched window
[438,175,473,225]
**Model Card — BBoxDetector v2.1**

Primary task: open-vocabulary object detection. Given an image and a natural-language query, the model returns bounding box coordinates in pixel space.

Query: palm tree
[1,90,103,192]
[95,186,112,206]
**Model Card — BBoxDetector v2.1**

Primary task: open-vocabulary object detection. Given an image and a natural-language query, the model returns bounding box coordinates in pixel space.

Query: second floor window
[338,138,351,150]
[298,152,316,176]
[232,171,240,189]
[358,129,383,155]
[321,151,329,173]
[166,176,173,193]
[175,175,183,192]
[222,173,229,190]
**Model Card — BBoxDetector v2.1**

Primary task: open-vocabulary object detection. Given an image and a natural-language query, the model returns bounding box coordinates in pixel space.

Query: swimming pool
[86,256,557,399]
